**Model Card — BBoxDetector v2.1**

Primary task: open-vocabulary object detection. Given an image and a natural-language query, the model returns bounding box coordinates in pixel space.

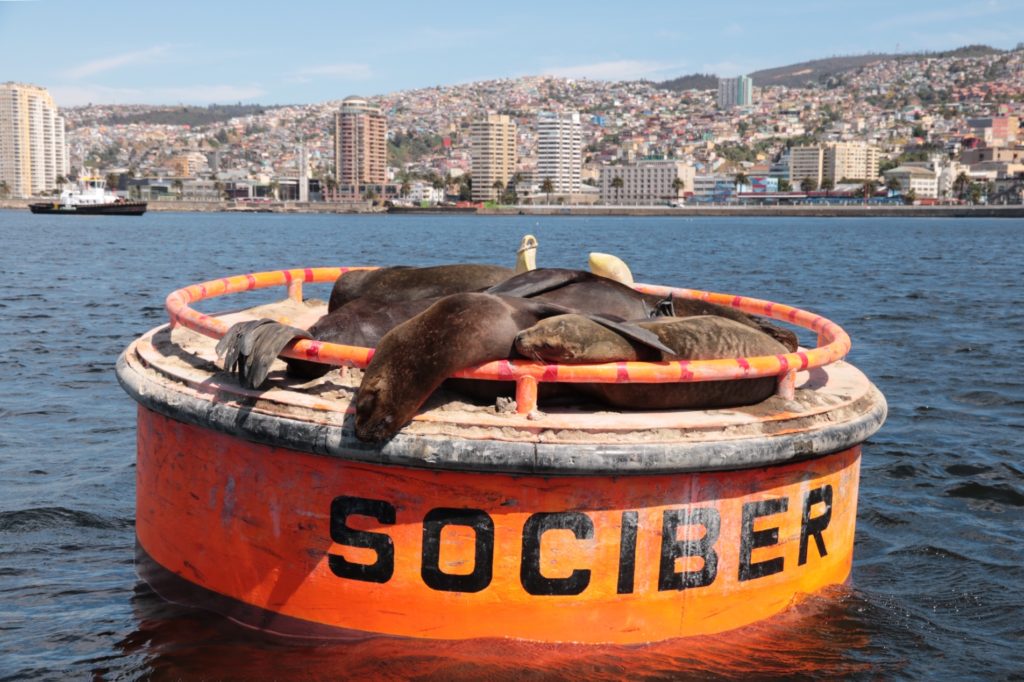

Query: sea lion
[328,263,514,313]
[514,314,788,410]
[353,293,676,442]
[222,268,667,389]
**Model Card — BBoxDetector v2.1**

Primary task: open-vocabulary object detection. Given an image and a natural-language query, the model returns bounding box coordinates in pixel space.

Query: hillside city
[3,44,1023,208]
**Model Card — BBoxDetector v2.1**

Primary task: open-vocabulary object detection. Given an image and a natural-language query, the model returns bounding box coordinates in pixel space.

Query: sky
[1,0,1022,107]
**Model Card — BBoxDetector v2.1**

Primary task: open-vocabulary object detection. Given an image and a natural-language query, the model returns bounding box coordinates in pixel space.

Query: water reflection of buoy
[117,267,886,644]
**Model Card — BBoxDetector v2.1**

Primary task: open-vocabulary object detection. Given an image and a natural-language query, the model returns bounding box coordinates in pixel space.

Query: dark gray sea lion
[328,264,513,312]
[489,268,798,351]
[514,314,788,410]
[353,293,676,442]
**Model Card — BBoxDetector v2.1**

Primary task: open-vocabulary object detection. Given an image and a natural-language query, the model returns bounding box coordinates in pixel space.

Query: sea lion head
[353,372,400,442]
[515,314,640,363]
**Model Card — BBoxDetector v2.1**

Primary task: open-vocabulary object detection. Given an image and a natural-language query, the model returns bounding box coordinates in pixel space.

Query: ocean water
[0,211,1021,680]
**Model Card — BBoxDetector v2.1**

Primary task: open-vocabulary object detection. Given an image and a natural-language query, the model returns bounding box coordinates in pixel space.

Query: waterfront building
[333,96,387,196]
[825,142,880,182]
[884,166,939,198]
[717,76,753,109]
[0,82,68,198]
[598,160,694,205]
[692,174,734,203]
[789,142,879,186]
[536,111,582,196]
[789,145,824,188]
[469,113,517,202]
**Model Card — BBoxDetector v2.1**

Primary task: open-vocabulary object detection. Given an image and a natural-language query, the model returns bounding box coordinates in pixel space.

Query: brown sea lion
[490,268,798,351]
[514,314,788,410]
[221,269,668,389]
[328,264,514,312]
[353,293,676,442]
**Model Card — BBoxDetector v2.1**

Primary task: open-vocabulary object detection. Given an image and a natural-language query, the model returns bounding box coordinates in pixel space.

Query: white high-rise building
[536,111,582,196]
[0,82,68,198]
[470,113,517,202]
[717,76,753,109]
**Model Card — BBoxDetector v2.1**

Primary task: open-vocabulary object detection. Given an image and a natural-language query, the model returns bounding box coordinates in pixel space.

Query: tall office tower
[469,113,517,202]
[717,75,753,109]
[0,82,69,198]
[333,96,387,195]
[536,111,582,196]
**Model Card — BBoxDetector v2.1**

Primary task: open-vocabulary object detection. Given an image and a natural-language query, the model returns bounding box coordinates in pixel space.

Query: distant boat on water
[29,177,147,216]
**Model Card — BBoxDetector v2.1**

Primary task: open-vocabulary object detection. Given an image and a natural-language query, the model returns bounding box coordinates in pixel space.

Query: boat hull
[29,201,147,215]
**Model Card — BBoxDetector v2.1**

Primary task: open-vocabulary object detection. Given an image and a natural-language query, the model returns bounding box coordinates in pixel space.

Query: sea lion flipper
[242,322,312,389]
[585,315,677,357]
[216,318,310,389]
[216,319,269,375]
[486,268,597,298]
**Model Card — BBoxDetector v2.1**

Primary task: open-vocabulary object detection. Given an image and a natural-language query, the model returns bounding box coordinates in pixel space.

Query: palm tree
[820,177,834,196]
[953,171,971,201]
[885,176,901,194]
[610,176,624,204]
[492,179,505,202]
[541,178,555,204]
[401,179,411,197]
[800,177,817,193]
[778,178,792,192]
[968,183,982,205]
[172,178,184,199]
[862,180,878,203]
[733,172,749,198]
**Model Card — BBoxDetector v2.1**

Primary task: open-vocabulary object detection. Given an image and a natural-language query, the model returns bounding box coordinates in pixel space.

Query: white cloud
[542,60,684,81]
[290,63,372,83]
[50,84,268,107]
[64,46,171,78]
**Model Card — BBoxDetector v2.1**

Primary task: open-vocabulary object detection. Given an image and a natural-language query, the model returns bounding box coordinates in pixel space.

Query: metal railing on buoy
[165,266,852,412]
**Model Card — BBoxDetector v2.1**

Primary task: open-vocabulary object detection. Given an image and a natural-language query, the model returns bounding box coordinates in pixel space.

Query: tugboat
[29,177,147,215]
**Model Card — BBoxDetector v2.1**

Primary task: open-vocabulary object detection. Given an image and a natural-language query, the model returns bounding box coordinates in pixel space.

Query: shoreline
[2,199,1022,218]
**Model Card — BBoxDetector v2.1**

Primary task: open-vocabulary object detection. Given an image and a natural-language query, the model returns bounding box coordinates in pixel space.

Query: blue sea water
[0,211,1021,680]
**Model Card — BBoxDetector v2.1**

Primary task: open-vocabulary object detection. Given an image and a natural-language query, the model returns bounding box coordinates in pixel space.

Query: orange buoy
[117,267,886,644]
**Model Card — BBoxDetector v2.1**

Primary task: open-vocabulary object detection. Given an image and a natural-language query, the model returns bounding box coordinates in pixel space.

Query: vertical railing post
[776,370,796,400]
[516,375,538,414]
[287,278,303,303]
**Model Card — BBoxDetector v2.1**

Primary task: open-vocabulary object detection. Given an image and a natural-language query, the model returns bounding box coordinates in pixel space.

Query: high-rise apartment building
[717,76,753,109]
[470,113,517,202]
[0,82,68,198]
[536,111,582,196]
[789,142,880,187]
[333,96,387,195]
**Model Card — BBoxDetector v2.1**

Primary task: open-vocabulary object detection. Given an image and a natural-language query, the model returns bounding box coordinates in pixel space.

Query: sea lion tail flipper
[216,318,311,389]
[586,315,677,357]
